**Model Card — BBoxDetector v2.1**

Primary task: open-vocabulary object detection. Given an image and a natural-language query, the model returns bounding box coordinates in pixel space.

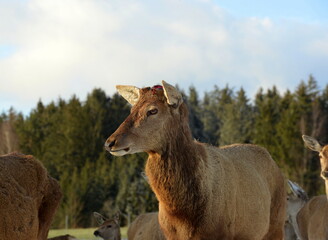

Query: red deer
[93,212,121,240]
[128,212,165,240]
[287,180,328,240]
[302,135,328,197]
[0,152,62,240]
[105,81,287,240]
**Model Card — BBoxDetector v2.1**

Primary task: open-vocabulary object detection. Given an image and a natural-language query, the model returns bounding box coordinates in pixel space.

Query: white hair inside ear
[302,135,322,152]
[162,80,183,107]
[116,85,140,106]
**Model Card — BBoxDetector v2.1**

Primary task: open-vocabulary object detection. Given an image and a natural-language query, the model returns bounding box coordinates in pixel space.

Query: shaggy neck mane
[146,102,207,228]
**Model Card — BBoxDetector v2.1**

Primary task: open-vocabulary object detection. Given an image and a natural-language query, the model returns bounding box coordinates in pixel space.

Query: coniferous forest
[1,75,328,228]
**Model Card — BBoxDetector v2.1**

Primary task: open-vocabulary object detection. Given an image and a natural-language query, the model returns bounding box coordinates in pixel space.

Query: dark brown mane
[146,101,206,228]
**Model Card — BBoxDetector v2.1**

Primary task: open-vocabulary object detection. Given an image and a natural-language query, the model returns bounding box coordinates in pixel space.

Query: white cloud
[0,0,328,114]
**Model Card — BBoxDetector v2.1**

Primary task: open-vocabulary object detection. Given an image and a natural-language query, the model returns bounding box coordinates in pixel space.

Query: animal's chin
[110,147,130,156]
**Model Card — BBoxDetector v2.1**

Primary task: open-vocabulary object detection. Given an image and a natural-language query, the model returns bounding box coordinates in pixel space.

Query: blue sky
[1,0,328,115]
[216,0,328,22]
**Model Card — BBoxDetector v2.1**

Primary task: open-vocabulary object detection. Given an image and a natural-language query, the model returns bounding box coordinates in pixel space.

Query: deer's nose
[94,230,99,236]
[108,140,116,147]
[105,139,116,149]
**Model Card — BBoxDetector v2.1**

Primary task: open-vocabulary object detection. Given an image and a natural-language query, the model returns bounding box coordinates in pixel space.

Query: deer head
[302,135,328,180]
[93,212,121,240]
[105,80,187,156]
[287,180,308,215]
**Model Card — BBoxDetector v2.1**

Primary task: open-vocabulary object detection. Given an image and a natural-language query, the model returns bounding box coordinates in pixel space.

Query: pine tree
[187,86,205,141]
[276,90,303,181]
[295,76,324,195]
[201,85,233,145]
[253,86,281,161]
[220,88,253,145]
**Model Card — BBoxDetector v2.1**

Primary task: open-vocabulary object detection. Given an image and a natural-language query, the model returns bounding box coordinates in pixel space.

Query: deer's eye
[147,108,158,116]
[107,225,112,228]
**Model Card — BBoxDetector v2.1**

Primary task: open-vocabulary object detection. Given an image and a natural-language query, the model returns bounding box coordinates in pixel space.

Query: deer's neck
[112,234,121,240]
[289,207,304,240]
[146,127,207,224]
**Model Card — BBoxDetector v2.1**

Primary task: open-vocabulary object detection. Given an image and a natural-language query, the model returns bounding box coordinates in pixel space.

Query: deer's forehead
[132,88,167,110]
[100,219,117,227]
[141,87,166,100]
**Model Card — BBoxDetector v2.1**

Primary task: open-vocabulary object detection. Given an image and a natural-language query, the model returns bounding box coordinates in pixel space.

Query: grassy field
[48,226,128,240]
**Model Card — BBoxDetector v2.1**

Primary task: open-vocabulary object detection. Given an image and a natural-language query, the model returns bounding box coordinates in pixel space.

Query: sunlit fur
[320,145,328,197]
[127,212,165,240]
[47,234,77,240]
[107,86,287,240]
[287,181,328,240]
[0,152,62,240]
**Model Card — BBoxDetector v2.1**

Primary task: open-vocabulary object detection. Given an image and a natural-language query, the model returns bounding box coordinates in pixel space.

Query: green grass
[48,227,128,239]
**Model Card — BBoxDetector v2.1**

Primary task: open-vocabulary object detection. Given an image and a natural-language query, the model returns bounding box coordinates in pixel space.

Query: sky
[1,0,328,115]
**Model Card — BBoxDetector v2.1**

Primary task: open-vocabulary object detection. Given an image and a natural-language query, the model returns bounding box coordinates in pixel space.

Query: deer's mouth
[110,147,130,156]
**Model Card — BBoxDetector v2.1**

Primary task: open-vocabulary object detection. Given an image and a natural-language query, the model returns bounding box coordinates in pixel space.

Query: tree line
[0,75,327,228]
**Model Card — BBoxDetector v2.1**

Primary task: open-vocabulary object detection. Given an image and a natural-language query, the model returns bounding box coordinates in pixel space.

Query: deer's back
[128,212,165,240]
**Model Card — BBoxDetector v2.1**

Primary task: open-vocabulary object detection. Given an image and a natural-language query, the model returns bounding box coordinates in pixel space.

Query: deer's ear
[116,85,140,106]
[93,212,106,225]
[113,211,120,224]
[302,135,322,152]
[287,180,308,201]
[162,80,183,108]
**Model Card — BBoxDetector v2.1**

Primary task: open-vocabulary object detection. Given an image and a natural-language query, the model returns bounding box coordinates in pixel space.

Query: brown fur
[320,145,328,176]
[106,82,287,240]
[48,234,77,240]
[0,152,62,240]
[127,212,165,240]
[297,195,328,240]
[287,180,328,240]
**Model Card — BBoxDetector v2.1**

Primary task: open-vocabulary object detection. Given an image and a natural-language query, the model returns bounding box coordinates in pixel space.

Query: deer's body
[48,234,77,240]
[147,143,285,240]
[106,81,286,240]
[127,212,165,240]
[0,152,62,240]
[297,195,328,240]
[287,180,328,240]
